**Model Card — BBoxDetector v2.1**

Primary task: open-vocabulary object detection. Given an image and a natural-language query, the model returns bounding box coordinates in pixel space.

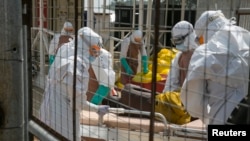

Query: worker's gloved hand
[120,57,134,75]
[49,55,55,66]
[91,85,110,105]
[142,56,149,74]
[97,105,110,116]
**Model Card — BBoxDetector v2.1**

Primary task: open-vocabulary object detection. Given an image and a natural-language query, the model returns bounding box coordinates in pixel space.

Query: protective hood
[53,27,102,79]
[130,30,143,44]
[187,23,250,89]
[172,21,198,51]
[61,21,74,35]
[195,10,236,43]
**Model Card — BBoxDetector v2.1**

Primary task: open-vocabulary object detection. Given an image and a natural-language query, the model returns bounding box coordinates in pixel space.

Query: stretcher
[80,108,207,141]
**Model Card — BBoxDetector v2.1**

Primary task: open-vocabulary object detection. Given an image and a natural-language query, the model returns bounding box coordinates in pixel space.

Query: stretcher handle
[108,108,125,114]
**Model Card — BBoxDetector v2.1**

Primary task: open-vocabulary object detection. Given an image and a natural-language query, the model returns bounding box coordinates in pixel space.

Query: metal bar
[149,0,161,140]
[145,0,152,56]
[87,0,94,28]
[28,120,59,141]
[39,0,45,78]
[139,0,144,30]
[31,27,54,36]
[72,0,79,140]
[22,4,30,140]
[102,0,106,29]
[236,8,250,15]
[181,0,186,20]
[23,0,33,140]
[132,0,136,28]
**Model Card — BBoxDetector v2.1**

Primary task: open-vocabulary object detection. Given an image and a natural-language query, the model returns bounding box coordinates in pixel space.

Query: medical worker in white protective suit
[163,21,198,93]
[181,10,250,125]
[48,21,74,65]
[120,30,149,85]
[40,27,110,141]
[87,47,116,105]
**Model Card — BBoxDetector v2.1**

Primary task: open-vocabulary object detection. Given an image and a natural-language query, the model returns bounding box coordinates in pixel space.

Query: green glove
[120,57,134,75]
[142,56,149,74]
[49,55,55,66]
[90,85,110,105]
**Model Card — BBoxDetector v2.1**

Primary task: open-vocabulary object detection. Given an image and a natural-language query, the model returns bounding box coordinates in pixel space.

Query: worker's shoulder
[122,37,130,43]
[100,48,112,55]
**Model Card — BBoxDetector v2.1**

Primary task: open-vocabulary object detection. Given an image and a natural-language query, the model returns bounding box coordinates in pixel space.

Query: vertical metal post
[39,0,45,78]
[0,0,26,140]
[149,0,160,140]
[181,0,186,20]
[145,0,152,56]
[132,0,136,28]
[102,0,106,29]
[73,0,79,140]
[138,0,144,30]
[87,0,94,29]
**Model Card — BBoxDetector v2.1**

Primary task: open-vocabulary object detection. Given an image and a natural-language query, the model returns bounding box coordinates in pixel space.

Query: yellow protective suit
[155,91,191,125]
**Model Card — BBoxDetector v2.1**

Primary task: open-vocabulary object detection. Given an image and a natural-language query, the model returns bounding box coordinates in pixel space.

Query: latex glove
[97,105,110,117]
[49,55,55,66]
[120,57,134,75]
[91,85,110,105]
[142,56,149,74]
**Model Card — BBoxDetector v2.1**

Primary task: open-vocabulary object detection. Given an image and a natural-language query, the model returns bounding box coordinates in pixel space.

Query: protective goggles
[64,27,74,32]
[195,36,204,45]
[171,32,191,46]
[89,44,101,57]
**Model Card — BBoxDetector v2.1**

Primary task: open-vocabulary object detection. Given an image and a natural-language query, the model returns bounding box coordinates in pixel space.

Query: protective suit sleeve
[180,79,206,122]
[142,56,149,74]
[162,52,181,92]
[91,49,116,88]
[120,57,134,75]
[140,41,147,56]
[49,34,60,55]
[120,38,130,58]
[90,85,110,105]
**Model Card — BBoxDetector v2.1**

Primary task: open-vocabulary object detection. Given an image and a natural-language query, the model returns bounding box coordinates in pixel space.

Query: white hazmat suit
[120,30,149,85]
[40,27,109,141]
[181,10,250,125]
[163,21,198,92]
[48,21,74,65]
[89,48,116,104]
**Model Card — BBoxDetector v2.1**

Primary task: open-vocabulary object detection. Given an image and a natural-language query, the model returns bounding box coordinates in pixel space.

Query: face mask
[89,56,96,63]
[176,43,188,52]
